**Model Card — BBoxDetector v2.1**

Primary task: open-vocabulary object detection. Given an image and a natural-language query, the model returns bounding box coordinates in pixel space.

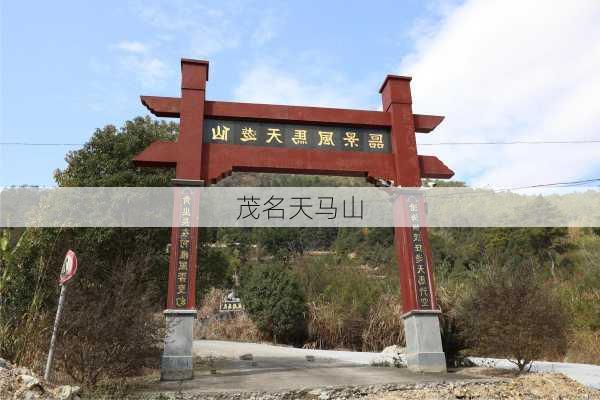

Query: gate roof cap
[181,58,209,81]
[379,74,412,93]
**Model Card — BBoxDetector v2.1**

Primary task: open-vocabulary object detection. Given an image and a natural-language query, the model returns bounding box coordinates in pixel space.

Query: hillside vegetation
[1,117,599,390]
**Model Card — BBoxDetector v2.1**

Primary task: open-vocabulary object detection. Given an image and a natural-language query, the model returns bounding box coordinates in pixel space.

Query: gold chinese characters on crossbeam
[204,119,391,153]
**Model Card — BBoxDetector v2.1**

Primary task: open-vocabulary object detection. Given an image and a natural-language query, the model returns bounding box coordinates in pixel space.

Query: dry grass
[195,288,264,342]
[565,330,600,365]
[361,294,405,352]
[0,311,52,374]
[305,302,364,350]
[305,295,405,351]
[197,288,224,320]
[195,313,264,342]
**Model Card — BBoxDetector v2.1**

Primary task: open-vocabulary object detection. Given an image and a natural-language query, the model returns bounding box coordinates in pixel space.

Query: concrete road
[193,340,397,365]
[154,340,481,394]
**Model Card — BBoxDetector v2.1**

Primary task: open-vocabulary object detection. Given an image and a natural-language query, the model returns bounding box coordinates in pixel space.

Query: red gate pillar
[161,59,208,381]
[380,76,446,373]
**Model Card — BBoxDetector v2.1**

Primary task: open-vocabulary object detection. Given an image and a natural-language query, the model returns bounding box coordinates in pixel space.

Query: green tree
[50,116,179,305]
[334,228,395,272]
[240,263,307,345]
[428,227,573,278]
[2,117,230,374]
[254,228,307,262]
[54,117,177,187]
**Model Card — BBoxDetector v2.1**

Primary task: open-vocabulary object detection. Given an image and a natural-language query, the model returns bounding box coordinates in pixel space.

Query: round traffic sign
[59,250,78,284]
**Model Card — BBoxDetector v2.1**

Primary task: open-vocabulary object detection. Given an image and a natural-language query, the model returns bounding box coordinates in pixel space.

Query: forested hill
[1,117,598,386]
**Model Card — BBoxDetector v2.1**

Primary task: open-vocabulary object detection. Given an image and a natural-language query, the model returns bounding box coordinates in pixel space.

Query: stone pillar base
[402,310,446,373]
[161,309,196,381]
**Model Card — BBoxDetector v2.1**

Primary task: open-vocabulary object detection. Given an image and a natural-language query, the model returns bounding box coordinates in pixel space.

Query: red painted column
[380,76,439,314]
[166,59,208,310]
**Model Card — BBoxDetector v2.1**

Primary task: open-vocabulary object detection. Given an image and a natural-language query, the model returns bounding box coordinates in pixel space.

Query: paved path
[150,340,599,393]
[193,340,396,365]
[154,340,481,394]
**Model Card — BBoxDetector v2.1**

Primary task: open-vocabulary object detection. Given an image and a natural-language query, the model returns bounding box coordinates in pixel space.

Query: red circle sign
[59,250,78,284]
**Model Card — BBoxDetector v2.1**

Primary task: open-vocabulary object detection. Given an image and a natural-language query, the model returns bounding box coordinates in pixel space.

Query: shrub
[295,256,400,351]
[197,247,234,297]
[0,229,51,368]
[458,264,569,372]
[195,288,264,342]
[305,301,363,350]
[565,330,600,365]
[253,228,306,262]
[436,280,468,367]
[240,263,307,345]
[334,228,395,269]
[195,313,264,343]
[361,294,405,352]
[197,287,225,320]
[559,235,600,331]
[55,260,164,386]
[305,294,405,352]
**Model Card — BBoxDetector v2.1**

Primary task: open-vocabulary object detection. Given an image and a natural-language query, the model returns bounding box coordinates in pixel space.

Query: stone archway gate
[134,59,454,380]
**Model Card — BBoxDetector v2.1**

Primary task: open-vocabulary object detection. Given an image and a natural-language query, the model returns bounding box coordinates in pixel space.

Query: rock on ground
[0,358,80,400]
[367,374,600,400]
[137,373,599,400]
[380,346,405,355]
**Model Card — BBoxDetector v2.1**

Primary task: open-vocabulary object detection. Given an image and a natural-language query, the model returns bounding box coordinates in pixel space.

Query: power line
[0,142,83,146]
[4,179,599,191]
[2,139,600,147]
[425,178,600,199]
[498,178,600,191]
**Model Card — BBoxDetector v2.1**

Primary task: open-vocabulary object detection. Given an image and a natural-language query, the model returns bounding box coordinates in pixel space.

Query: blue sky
[1,0,599,190]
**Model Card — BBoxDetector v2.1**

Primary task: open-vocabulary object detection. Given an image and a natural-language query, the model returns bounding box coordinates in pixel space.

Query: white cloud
[233,63,376,109]
[105,39,171,88]
[400,0,600,190]
[113,40,149,54]
[187,23,240,58]
[119,56,171,88]
[251,12,280,46]
[131,1,282,58]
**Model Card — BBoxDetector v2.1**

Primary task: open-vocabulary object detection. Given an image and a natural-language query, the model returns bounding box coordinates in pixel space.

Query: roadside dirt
[367,371,600,400]
[136,370,599,399]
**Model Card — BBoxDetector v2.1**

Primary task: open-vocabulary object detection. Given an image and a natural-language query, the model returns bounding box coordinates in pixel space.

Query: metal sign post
[44,250,77,381]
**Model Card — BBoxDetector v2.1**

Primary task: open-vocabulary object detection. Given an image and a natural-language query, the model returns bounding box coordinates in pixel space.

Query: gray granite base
[161,309,196,381]
[402,311,447,373]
